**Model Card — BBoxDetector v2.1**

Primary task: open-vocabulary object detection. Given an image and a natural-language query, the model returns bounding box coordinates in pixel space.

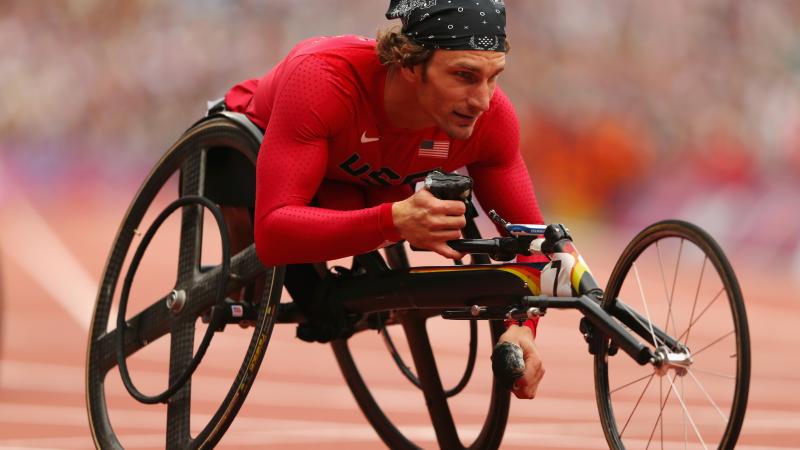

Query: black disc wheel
[86,117,285,449]
[594,220,750,449]
[332,240,512,450]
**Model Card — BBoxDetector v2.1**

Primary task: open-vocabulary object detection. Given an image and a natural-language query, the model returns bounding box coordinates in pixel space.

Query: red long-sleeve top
[225,35,544,273]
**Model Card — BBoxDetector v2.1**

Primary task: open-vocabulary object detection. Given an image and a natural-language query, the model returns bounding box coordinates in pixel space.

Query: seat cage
[193,97,265,145]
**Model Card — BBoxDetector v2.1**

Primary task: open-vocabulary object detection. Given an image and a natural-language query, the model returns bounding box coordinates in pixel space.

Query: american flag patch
[418,140,450,159]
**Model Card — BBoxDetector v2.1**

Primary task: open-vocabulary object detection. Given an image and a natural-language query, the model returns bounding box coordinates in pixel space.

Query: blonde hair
[375,27,435,69]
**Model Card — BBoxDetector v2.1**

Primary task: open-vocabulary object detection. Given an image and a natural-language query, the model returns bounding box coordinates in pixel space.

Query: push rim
[332,239,512,449]
[86,117,283,449]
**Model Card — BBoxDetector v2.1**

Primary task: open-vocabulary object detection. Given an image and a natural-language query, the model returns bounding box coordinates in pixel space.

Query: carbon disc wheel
[594,220,750,449]
[86,117,284,449]
[332,240,512,450]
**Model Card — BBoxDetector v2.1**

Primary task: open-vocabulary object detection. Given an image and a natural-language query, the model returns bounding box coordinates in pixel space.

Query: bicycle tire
[594,220,750,449]
[332,242,512,449]
[86,117,285,449]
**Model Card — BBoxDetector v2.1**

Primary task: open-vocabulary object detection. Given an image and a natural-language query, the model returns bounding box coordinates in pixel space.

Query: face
[408,50,506,140]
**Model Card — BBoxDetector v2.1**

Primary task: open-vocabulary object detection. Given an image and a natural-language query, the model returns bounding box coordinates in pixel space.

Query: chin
[445,127,474,140]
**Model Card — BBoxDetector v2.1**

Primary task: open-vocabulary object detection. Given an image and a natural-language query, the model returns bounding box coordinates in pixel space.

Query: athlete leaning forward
[223,0,546,399]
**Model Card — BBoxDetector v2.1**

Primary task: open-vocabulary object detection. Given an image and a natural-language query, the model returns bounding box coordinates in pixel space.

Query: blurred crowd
[1,0,799,265]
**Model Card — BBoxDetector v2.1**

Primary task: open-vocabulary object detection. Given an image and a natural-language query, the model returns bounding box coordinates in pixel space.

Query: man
[224,0,545,399]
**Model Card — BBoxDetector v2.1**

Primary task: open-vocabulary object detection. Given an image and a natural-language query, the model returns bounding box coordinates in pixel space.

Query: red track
[0,188,798,449]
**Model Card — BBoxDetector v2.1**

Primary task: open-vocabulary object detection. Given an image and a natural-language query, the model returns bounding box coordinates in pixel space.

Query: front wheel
[594,220,750,449]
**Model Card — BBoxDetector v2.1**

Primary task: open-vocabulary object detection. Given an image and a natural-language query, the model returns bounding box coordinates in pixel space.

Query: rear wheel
[86,117,284,449]
[332,236,512,449]
[594,220,750,449]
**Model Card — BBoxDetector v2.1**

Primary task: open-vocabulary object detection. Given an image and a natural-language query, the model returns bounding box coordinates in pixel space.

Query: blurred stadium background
[1,1,799,449]
[2,0,800,268]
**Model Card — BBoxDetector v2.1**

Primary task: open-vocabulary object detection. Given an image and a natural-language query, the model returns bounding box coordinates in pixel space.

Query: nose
[467,81,492,113]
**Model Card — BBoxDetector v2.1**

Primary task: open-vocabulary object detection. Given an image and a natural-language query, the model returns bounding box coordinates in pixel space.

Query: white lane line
[0,406,797,450]
[5,359,800,430]
[0,165,96,330]
[2,360,600,420]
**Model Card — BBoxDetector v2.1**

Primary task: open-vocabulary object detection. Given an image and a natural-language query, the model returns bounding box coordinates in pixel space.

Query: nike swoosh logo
[361,131,380,143]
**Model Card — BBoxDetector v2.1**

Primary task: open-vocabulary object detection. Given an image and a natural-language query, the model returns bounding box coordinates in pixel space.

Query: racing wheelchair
[86,105,750,449]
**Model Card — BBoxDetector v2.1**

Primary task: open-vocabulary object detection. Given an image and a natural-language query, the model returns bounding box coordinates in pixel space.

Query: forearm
[254,202,400,266]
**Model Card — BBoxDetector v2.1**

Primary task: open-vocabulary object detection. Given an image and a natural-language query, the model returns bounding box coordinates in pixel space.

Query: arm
[467,91,545,235]
[254,56,401,266]
[468,90,546,399]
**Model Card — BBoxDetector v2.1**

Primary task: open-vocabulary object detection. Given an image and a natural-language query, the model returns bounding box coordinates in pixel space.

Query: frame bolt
[470,305,485,317]
[527,307,544,318]
[166,289,186,314]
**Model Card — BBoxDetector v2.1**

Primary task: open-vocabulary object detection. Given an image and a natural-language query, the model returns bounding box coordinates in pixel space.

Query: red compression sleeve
[253,56,401,266]
[469,91,544,234]
[469,91,546,336]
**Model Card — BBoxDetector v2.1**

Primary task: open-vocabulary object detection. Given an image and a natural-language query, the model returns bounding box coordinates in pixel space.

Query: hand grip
[424,170,472,201]
[491,341,525,389]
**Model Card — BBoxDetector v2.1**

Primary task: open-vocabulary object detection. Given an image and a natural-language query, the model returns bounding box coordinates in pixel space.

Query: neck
[383,67,435,130]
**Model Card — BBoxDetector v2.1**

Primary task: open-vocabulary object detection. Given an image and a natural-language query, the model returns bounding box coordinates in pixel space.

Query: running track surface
[0,182,798,449]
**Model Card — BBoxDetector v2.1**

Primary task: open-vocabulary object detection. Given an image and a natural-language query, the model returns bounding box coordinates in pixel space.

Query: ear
[399,64,421,84]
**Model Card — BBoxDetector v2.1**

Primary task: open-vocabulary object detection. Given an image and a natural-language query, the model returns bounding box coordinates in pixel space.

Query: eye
[456,71,476,82]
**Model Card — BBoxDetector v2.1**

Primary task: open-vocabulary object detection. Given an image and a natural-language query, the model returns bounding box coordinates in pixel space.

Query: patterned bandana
[386,0,507,51]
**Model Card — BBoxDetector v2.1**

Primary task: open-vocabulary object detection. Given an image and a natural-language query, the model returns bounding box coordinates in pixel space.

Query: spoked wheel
[594,220,750,449]
[86,117,285,449]
[332,243,511,450]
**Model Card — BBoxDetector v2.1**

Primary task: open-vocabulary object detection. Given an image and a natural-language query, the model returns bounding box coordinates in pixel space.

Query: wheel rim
[331,244,511,450]
[333,318,510,450]
[595,221,750,450]
[86,118,281,449]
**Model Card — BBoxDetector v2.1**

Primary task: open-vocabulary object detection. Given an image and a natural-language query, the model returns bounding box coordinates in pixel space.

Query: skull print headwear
[386,0,507,51]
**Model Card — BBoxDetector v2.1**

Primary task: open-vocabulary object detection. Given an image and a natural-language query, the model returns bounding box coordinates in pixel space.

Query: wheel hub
[652,346,692,377]
[166,289,186,314]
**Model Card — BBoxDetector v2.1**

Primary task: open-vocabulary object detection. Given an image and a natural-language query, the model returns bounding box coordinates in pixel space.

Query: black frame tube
[608,299,684,351]
[519,296,654,365]
[277,262,662,366]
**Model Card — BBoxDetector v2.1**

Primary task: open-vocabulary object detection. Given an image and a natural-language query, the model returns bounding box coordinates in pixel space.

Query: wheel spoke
[665,374,709,450]
[180,149,207,197]
[691,330,735,358]
[620,372,656,437]
[644,377,674,450]
[684,256,707,347]
[660,377,665,450]
[687,368,729,422]
[92,292,175,373]
[676,287,724,344]
[632,263,660,347]
[666,239,684,336]
[681,375,687,450]
[617,301,666,348]
[611,372,655,394]
[166,320,195,448]
[401,315,462,450]
[655,241,680,341]
[93,246,261,374]
[689,367,735,380]
[177,151,207,282]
